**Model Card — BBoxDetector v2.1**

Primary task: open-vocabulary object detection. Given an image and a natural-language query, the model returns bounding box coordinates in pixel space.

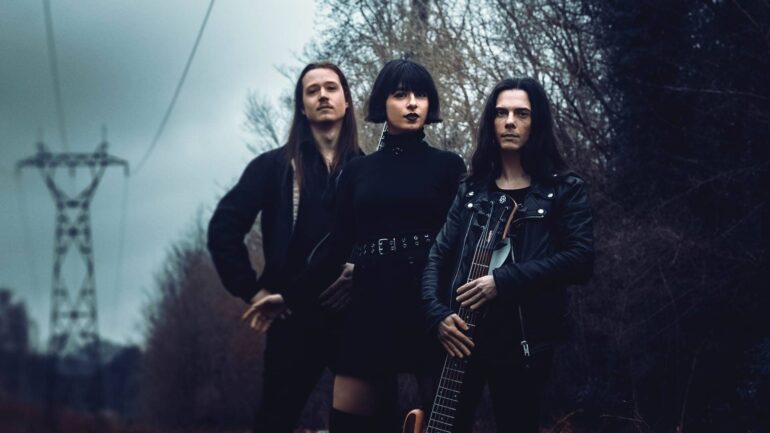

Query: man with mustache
[208,62,362,433]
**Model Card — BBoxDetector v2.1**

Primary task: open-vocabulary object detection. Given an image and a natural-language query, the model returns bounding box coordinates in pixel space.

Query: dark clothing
[421,173,594,346]
[282,130,466,378]
[208,140,354,303]
[255,312,341,433]
[494,185,529,208]
[207,139,360,433]
[450,348,554,433]
[421,173,594,432]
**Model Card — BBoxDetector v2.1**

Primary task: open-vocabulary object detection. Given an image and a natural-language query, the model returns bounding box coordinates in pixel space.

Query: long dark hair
[365,59,442,124]
[469,77,567,183]
[285,61,360,186]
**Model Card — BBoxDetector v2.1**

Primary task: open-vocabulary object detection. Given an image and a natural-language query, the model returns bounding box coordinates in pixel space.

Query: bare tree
[243,91,290,155]
[299,0,612,183]
[138,218,264,429]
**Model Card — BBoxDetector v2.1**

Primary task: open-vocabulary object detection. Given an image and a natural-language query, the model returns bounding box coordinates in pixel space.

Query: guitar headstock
[470,192,518,242]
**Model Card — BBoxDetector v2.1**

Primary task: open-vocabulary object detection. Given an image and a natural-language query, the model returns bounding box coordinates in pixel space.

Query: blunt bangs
[365,59,442,124]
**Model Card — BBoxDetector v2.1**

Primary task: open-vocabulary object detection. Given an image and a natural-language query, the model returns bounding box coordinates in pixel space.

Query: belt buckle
[377,238,396,255]
[377,238,388,255]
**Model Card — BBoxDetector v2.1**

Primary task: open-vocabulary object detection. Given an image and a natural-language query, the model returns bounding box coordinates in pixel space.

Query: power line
[42,0,69,152]
[133,0,217,175]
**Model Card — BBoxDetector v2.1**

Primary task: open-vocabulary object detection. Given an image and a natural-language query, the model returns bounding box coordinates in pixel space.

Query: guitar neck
[424,197,512,433]
[425,307,480,433]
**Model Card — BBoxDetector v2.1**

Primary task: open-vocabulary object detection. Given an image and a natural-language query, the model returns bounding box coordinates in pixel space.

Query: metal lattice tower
[16,140,128,424]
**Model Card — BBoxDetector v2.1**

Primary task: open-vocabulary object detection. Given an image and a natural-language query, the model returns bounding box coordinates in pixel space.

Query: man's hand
[319,262,354,312]
[456,275,498,310]
[242,293,288,334]
[249,288,271,305]
[438,314,474,358]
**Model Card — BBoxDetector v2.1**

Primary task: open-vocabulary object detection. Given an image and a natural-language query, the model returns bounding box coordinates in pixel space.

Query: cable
[42,0,69,152]
[133,0,217,175]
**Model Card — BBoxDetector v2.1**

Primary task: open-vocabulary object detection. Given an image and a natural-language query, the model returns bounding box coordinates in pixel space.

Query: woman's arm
[421,185,467,335]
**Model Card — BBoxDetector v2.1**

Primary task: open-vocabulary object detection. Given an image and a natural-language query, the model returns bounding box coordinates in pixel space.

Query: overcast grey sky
[0,0,318,347]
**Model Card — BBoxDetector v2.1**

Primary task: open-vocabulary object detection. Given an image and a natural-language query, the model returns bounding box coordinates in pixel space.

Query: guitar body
[402,409,425,433]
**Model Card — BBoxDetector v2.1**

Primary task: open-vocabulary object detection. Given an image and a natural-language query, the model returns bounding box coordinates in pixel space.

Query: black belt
[352,233,433,258]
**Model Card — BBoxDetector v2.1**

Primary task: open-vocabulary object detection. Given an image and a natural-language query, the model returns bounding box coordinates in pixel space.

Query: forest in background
[2,1,768,432]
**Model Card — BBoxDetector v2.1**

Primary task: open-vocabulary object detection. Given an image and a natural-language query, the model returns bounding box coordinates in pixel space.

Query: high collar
[382,130,427,155]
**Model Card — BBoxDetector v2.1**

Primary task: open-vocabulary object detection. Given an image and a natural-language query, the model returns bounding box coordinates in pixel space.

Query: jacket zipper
[511,227,532,366]
[511,214,545,225]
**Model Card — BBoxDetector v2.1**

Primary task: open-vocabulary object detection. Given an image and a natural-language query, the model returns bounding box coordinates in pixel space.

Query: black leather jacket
[421,172,594,346]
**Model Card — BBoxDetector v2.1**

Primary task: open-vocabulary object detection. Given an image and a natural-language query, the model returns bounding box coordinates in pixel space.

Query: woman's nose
[407,93,417,108]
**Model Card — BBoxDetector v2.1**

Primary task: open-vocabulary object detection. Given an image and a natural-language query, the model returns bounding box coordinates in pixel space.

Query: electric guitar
[403,193,517,433]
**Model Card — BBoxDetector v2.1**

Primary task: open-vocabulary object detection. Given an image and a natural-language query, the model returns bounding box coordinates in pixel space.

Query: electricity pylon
[16,139,128,430]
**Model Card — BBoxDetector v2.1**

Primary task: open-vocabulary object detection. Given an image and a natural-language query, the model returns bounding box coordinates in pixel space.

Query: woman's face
[385,89,429,134]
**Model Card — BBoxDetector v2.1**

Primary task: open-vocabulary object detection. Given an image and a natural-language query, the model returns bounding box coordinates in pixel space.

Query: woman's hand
[456,275,498,310]
[242,293,289,334]
[319,262,354,312]
[438,314,474,358]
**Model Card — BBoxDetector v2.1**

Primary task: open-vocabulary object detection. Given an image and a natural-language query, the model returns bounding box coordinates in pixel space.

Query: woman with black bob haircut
[421,77,594,432]
[365,59,443,125]
[249,59,466,433]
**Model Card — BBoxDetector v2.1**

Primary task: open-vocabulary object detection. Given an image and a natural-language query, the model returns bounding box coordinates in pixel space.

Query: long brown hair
[285,62,360,187]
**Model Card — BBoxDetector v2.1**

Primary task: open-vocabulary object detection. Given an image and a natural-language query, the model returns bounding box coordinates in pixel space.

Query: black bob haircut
[365,59,442,124]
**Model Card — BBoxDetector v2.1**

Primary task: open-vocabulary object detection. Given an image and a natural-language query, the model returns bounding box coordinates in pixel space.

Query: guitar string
[429,200,511,431]
[439,203,494,428]
[430,202,504,430]
[429,210,486,430]
[430,218,487,430]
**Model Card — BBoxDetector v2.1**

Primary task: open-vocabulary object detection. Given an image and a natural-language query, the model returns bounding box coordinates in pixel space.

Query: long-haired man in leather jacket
[421,77,595,433]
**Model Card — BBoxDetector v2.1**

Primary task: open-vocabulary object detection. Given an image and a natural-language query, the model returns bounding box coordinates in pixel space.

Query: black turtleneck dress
[282,130,466,378]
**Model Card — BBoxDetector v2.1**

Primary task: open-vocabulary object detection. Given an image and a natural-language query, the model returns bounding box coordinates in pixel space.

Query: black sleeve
[421,183,467,336]
[207,153,272,303]
[442,153,467,216]
[491,177,594,294]
[281,163,357,312]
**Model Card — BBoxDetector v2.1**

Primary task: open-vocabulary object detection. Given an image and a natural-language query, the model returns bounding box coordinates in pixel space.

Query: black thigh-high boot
[330,408,379,433]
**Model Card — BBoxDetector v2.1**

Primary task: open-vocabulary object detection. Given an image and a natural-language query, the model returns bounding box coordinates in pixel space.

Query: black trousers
[253,310,340,433]
[434,348,554,433]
